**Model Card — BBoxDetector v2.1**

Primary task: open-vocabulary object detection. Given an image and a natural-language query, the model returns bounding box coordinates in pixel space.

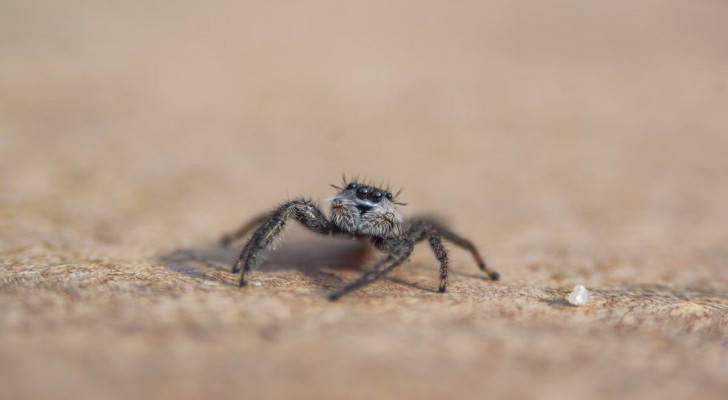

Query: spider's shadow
[157,235,371,289]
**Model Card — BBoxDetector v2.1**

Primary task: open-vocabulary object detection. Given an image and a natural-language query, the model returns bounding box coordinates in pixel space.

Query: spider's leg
[405,221,451,292]
[409,217,499,281]
[429,234,449,292]
[231,236,254,274]
[438,227,499,280]
[234,199,332,286]
[328,239,414,301]
[219,213,270,247]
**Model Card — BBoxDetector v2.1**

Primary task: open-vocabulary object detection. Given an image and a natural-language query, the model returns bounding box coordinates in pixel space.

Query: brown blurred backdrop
[2,0,727,252]
[1,1,727,399]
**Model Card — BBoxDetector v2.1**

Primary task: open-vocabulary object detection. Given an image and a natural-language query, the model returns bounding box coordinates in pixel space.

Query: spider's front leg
[233,198,332,286]
[328,238,414,301]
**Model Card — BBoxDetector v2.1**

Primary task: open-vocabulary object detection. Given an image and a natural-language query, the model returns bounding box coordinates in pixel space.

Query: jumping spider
[220,178,499,300]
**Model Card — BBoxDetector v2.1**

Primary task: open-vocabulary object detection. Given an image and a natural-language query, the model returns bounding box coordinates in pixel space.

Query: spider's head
[328,181,404,238]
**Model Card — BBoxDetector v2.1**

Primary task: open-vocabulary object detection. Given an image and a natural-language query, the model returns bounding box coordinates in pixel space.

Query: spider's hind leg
[219,213,271,247]
[233,199,332,286]
[407,217,499,291]
[439,227,500,281]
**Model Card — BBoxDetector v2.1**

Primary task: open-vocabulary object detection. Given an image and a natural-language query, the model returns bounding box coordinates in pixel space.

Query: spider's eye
[356,186,369,199]
[371,191,383,203]
[385,192,393,200]
[347,183,358,189]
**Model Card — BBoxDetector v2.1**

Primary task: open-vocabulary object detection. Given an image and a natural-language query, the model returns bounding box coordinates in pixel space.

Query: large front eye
[356,186,369,199]
[347,183,358,189]
[371,191,383,203]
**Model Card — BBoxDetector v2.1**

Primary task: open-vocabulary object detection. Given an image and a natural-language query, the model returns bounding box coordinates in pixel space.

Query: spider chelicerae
[220,177,499,300]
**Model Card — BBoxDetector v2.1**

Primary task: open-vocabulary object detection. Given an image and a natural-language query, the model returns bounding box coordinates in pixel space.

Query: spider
[219,177,499,300]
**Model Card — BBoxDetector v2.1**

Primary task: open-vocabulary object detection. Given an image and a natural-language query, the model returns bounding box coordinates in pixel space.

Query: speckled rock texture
[1,1,727,399]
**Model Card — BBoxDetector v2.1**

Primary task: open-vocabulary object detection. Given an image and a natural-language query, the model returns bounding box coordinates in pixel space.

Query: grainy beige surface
[1,1,728,399]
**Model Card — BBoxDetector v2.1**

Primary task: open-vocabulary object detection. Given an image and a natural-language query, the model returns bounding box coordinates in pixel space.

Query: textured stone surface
[1,1,727,399]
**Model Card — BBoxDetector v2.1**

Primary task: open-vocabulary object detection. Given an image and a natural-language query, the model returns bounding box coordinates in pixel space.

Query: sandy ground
[1,1,728,399]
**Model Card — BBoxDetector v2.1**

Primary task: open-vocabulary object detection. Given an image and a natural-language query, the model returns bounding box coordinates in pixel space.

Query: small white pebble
[568,285,589,306]
[251,281,262,287]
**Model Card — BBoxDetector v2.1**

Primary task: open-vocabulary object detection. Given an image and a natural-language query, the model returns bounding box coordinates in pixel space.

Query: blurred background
[1,0,727,399]
[2,0,727,253]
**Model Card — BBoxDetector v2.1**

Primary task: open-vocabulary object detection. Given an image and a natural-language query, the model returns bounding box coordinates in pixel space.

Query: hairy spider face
[328,182,402,237]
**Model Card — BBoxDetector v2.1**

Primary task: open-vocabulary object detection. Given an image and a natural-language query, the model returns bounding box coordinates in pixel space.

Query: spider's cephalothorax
[220,178,499,300]
[329,182,402,238]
